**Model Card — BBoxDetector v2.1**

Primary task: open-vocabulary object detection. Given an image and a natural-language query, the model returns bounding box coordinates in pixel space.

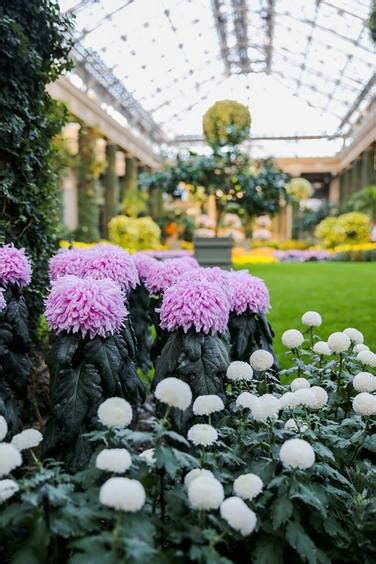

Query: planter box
[194,236,233,269]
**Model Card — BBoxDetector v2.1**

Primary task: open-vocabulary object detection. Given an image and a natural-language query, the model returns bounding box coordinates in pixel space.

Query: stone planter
[194,236,233,269]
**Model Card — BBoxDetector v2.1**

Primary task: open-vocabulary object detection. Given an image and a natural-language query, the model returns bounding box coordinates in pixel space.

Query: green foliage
[202,99,251,148]
[108,215,161,251]
[315,212,371,248]
[345,185,376,222]
[0,1,73,321]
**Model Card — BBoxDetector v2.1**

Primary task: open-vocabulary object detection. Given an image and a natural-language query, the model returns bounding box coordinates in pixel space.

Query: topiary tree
[0,0,73,322]
[203,99,251,148]
[345,185,376,223]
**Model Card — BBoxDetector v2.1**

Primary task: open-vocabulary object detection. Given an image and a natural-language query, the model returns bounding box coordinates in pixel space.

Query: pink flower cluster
[133,252,159,283]
[160,278,230,334]
[0,244,32,288]
[45,276,127,339]
[0,289,6,312]
[49,245,139,293]
[176,266,230,299]
[226,270,270,315]
[144,258,196,294]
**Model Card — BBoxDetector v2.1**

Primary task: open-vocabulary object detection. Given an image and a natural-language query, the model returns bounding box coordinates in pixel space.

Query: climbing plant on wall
[0,0,73,322]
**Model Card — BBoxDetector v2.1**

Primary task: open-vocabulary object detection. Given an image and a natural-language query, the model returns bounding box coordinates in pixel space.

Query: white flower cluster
[187,424,218,446]
[301,311,322,327]
[249,350,274,371]
[98,397,133,428]
[99,477,145,512]
[220,497,257,536]
[193,395,224,416]
[353,393,376,416]
[155,377,192,410]
[327,332,351,353]
[313,341,331,356]
[290,378,310,392]
[282,383,328,410]
[184,468,214,488]
[282,329,304,349]
[279,438,315,469]
[236,392,258,410]
[251,394,280,422]
[0,443,22,477]
[0,479,19,503]
[140,448,155,466]
[0,416,7,441]
[343,327,363,344]
[11,429,43,451]
[96,448,132,473]
[353,372,376,393]
[188,475,224,510]
[357,350,376,368]
[226,361,253,382]
[233,473,263,500]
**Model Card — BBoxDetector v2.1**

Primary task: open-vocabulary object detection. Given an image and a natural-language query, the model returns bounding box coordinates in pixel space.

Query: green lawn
[248,262,376,362]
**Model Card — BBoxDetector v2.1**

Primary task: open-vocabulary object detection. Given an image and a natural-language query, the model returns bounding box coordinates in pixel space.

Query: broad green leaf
[286,521,317,564]
[253,535,284,564]
[271,495,294,529]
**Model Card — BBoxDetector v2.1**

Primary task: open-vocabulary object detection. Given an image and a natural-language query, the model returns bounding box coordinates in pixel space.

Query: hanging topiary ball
[286,177,313,201]
[202,100,251,148]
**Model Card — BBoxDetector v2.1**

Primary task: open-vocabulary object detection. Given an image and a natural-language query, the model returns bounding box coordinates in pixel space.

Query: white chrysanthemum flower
[184,468,214,488]
[343,328,364,344]
[301,311,322,327]
[188,476,224,510]
[282,329,304,349]
[233,473,263,500]
[98,397,133,428]
[193,395,224,416]
[99,477,145,511]
[236,392,259,410]
[251,394,280,422]
[279,438,315,469]
[354,344,369,354]
[327,332,351,353]
[290,378,310,392]
[187,424,218,446]
[284,418,308,432]
[0,416,7,442]
[353,372,376,393]
[155,377,192,410]
[293,388,317,409]
[249,350,274,371]
[96,448,132,473]
[0,479,19,503]
[353,392,376,416]
[280,392,300,410]
[220,497,257,536]
[0,444,22,477]
[313,341,331,356]
[310,386,328,409]
[139,448,155,466]
[356,350,376,368]
[226,361,253,382]
[11,429,43,451]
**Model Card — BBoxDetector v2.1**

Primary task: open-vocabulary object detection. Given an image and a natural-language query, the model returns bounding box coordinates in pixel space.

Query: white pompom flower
[0,479,19,503]
[313,341,331,356]
[280,392,300,410]
[233,473,263,500]
[353,372,376,393]
[290,378,310,392]
[193,395,224,416]
[356,350,376,368]
[0,444,22,477]
[327,332,351,353]
[293,388,317,409]
[98,397,133,428]
[236,392,259,410]
[249,350,274,371]
[96,448,132,473]
[282,329,304,349]
[251,394,280,422]
[310,386,328,409]
[188,476,224,510]
[354,344,369,354]
[11,429,43,451]
[353,393,376,416]
[301,311,322,327]
[184,468,214,488]
[226,361,253,382]
[0,416,7,442]
[139,448,156,466]
[284,419,308,433]
[343,327,364,344]
[279,438,315,469]
[187,424,218,446]
[99,477,145,512]
[220,497,257,536]
[155,377,192,411]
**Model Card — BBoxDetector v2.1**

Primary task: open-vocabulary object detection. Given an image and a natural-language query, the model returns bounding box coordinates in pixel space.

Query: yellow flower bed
[333,242,376,252]
[232,247,279,266]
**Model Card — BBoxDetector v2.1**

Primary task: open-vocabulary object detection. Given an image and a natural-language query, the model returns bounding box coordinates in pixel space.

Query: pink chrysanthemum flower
[81,245,139,293]
[133,252,159,284]
[177,267,230,297]
[226,270,270,315]
[0,244,32,288]
[177,256,200,269]
[160,278,230,334]
[144,258,196,294]
[49,248,87,282]
[45,276,127,339]
[0,289,6,311]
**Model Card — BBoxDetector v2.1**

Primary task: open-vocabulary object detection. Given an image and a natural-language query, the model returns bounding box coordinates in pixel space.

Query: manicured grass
[247,262,376,363]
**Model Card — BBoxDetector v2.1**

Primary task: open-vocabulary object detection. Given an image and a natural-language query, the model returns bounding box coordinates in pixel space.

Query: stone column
[329,176,340,205]
[76,125,100,242]
[103,142,119,235]
[62,168,78,231]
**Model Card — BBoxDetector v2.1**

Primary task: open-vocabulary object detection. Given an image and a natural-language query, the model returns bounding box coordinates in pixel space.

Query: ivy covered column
[76,125,100,242]
[103,142,119,235]
[124,157,138,193]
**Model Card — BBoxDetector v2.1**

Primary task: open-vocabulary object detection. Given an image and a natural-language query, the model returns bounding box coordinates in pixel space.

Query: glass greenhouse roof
[60,0,375,156]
